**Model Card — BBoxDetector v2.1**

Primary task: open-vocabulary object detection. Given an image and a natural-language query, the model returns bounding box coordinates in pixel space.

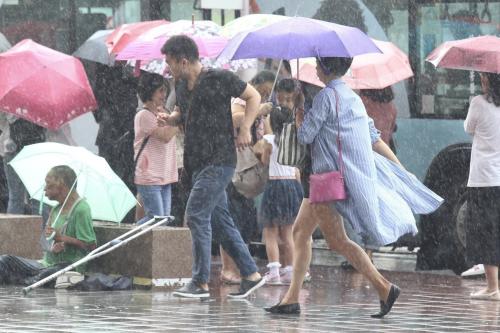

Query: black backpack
[9,119,46,152]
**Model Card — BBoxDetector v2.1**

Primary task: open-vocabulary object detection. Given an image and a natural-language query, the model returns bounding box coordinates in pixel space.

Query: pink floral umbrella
[0,40,97,130]
[116,35,227,61]
[120,19,255,76]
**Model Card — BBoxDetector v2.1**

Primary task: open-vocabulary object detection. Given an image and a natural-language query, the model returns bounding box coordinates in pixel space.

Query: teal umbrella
[9,142,136,223]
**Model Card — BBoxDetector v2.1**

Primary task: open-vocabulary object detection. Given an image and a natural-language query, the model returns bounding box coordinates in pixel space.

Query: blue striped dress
[297,79,443,246]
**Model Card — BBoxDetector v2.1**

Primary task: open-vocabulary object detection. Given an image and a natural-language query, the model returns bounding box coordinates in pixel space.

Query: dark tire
[416,143,471,275]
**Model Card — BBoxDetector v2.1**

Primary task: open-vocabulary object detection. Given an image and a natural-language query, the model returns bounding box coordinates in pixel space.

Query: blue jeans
[136,184,172,225]
[186,166,258,284]
[3,152,27,214]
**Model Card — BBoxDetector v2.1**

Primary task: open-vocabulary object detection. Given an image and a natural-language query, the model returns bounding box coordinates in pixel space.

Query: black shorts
[465,186,500,266]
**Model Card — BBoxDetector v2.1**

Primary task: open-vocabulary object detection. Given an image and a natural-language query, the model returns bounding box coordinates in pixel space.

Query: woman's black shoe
[340,260,355,270]
[264,302,300,314]
[371,284,401,318]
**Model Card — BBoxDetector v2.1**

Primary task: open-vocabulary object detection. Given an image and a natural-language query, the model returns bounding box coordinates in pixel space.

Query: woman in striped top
[265,57,442,317]
[134,73,178,225]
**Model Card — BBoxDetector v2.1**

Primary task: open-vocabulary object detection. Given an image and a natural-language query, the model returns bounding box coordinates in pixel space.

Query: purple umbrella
[218,16,381,61]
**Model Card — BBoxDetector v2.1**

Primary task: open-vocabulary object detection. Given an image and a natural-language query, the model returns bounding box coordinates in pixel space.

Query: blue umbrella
[217,16,381,61]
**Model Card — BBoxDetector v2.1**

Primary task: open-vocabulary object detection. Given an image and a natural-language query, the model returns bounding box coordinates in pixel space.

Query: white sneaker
[280,270,292,285]
[470,289,500,301]
[461,264,485,277]
[55,271,85,289]
[264,271,282,285]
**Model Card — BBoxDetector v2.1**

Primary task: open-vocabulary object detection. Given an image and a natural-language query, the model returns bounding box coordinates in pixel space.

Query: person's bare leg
[263,226,280,263]
[279,224,294,267]
[484,265,499,293]
[365,249,373,262]
[280,199,320,305]
[317,206,391,301]
[220,246,240,282]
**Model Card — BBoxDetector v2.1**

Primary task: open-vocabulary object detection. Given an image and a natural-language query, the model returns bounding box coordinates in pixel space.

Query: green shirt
[40,199,96,272]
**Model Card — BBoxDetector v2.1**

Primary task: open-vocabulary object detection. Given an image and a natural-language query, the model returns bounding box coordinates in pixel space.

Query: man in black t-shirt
[158,35,265,299]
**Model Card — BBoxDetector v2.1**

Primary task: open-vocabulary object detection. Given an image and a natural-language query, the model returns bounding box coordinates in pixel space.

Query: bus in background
[200,0,500,274]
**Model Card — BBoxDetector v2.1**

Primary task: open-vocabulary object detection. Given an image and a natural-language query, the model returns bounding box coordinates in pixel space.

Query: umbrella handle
[268,59,283,102]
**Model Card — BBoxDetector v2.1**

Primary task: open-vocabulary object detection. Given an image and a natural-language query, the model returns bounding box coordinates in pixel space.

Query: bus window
[416,1,500,119]
[0,0,143,54]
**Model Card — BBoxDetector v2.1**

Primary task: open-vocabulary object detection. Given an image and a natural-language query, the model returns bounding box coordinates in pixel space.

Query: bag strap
[134,135,150,167]
[330,88,343,176]
[59,198,84,236]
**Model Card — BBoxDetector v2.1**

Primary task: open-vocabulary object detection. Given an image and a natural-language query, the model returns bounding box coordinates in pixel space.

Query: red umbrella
[426,35,500,74]
[106,20,168,54]
[0,39,97,130]
[291,39,413,89]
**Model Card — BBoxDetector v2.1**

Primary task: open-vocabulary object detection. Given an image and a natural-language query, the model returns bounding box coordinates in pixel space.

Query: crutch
[23,216,174,295]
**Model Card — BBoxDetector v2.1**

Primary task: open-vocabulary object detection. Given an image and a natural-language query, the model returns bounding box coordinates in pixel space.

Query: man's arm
[157,105,183,127]
[236,84,261,149]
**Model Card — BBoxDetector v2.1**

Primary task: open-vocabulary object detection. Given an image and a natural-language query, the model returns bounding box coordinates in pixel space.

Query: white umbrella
[73,30,115,66]
[10,142,136,223]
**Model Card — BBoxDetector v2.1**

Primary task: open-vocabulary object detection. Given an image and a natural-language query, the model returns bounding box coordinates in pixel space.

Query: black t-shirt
[176,69,247,175]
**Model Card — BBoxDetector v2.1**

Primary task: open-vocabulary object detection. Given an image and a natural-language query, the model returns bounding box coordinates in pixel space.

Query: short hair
[483,72,500,107]
[48,165,77,189]
[161,35,199,62]
[317,57,353,77]
[276,78,299,93]
[250,70,275,86]
[137,72,166,103]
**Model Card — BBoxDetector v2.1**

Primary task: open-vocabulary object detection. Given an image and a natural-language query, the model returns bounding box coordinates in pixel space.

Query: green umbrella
[9,142,136,223]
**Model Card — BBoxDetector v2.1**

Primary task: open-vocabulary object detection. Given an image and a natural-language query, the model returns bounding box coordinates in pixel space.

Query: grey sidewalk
[0,264,498,332]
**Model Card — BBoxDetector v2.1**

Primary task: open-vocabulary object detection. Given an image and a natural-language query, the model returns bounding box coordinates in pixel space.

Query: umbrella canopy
[73,29,115,65]
[426,35,500,74]
[135,19,221,41]
[217,16,381,61]
[0,39,97,130]
[292,39,413,89]
[0,32,11,52]
[9,142,136,223]
[106,20,168,54]
[116,35,227,61]
[122,20,253,75]
[221,14,288,38]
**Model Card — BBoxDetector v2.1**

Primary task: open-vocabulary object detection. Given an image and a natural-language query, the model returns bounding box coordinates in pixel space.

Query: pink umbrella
[106,20,168,54]
[116,35,228,61]
[291,39,413,89]
[0,39,97,130]
[426,35,500,74]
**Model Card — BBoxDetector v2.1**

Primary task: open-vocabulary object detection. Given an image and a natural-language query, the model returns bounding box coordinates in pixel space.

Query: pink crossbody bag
[309,88,347,204]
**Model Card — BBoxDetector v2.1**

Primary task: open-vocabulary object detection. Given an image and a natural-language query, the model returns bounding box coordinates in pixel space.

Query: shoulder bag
[309,88,347,204]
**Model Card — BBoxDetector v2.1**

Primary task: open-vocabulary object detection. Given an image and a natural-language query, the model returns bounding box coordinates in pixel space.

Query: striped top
[263,134,296,178]
[298,79,442,246]
[134,109,178,186]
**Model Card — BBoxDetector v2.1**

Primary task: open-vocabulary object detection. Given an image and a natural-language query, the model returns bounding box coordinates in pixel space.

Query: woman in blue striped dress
[265,56,443,317]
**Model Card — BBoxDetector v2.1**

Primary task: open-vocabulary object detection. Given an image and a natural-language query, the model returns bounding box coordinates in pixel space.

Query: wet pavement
[1,263,499,332]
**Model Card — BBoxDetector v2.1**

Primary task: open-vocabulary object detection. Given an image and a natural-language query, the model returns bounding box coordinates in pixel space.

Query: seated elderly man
[0,165,96,285]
